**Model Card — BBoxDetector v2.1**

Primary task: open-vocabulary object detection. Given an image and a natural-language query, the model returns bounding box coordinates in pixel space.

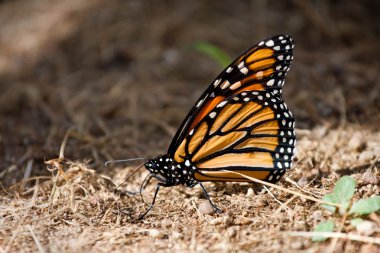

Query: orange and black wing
[168,35,295,183]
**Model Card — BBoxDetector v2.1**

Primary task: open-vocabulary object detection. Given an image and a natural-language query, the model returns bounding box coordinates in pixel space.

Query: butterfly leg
[116,173,153,196]
[139,174,154,203]
[199,183,222,214]
[137,183,163,220]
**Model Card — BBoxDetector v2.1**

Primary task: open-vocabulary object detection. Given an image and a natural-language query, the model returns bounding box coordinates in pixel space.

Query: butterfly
[137,35,296,219]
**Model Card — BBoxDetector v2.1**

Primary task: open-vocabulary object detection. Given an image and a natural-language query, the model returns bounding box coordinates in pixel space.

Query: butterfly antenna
[105,157,147,167]
[114,163,146,192]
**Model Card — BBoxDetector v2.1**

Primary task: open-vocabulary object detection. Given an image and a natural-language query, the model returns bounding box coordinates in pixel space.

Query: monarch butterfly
[132,35,296,219]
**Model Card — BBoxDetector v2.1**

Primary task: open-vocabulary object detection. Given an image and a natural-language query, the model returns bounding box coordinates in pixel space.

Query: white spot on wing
[265,40,274,47]
[217,101,227,108]
[226,67,233,73]
[229,81,242,90]
[209,111,217,118]
[220,80,231,89]
[240,67,249,75]
[266,79,275,86]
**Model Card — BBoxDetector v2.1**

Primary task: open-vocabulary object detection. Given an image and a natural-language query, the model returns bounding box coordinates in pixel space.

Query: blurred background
[0,0,379,186]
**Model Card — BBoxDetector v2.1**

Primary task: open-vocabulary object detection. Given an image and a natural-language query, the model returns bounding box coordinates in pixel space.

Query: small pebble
[171,231,182,239]
[246,188,254,196]
[198,200,215,215]
[356,221,375,236]
[149,229,166,239]
[297,177,309,187]
[361,171,379,185]
[290,240,303,250]
[348,132,364,151]
[226,226,238,238]
[359,150,375,162]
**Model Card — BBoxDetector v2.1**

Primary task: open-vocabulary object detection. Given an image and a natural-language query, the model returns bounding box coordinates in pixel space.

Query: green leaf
[350,218,363,227]
[349,196,380,215]
[312,220,335,242]
[191,42,232,69]
[322,194,337,213]
[333,176,356,203]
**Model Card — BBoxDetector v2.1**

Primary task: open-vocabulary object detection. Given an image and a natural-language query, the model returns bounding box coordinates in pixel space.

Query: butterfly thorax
[145,155,198,187]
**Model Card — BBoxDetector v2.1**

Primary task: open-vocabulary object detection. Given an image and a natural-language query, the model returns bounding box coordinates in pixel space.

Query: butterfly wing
[168,35,295,183]
[191,90,295,183]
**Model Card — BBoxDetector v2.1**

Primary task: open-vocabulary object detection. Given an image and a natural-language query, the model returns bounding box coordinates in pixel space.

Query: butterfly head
[144,155,180,186]
[144,155,198,187]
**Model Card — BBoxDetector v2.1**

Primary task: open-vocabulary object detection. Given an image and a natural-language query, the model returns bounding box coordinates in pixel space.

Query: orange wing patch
[194,170,270,182]
[222,102,262,132]
[189,96,225,130]
[246,48,274,63]
[209,103,242,134]
[236,107,275,131]
[197,152,273,169]
[234,136,278,151]
[191,131,246,162]
[231,83,265,95]
[188,122,208,154]
[251,120,279,135]
[174,138,186,163]
[248,59,275,72]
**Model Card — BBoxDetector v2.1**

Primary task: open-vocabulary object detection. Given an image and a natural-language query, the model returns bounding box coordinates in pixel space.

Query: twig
[5,227,20,252]
[263,186,292,215]
[285,177,322,198]
[59,127,76,159]
[21,159,34,192]
[224,170,341,208]
[100,198,120,224]
[275,195,297,214]
[27,225,46,253]
[327,213,348,253]
[284,231,380,245]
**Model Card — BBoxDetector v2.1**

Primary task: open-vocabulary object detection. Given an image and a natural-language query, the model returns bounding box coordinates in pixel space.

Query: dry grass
[0,0,379,252]
[1,126,379,252]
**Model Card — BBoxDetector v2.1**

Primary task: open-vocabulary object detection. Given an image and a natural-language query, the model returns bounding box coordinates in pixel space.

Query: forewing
[169,34,295,164]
